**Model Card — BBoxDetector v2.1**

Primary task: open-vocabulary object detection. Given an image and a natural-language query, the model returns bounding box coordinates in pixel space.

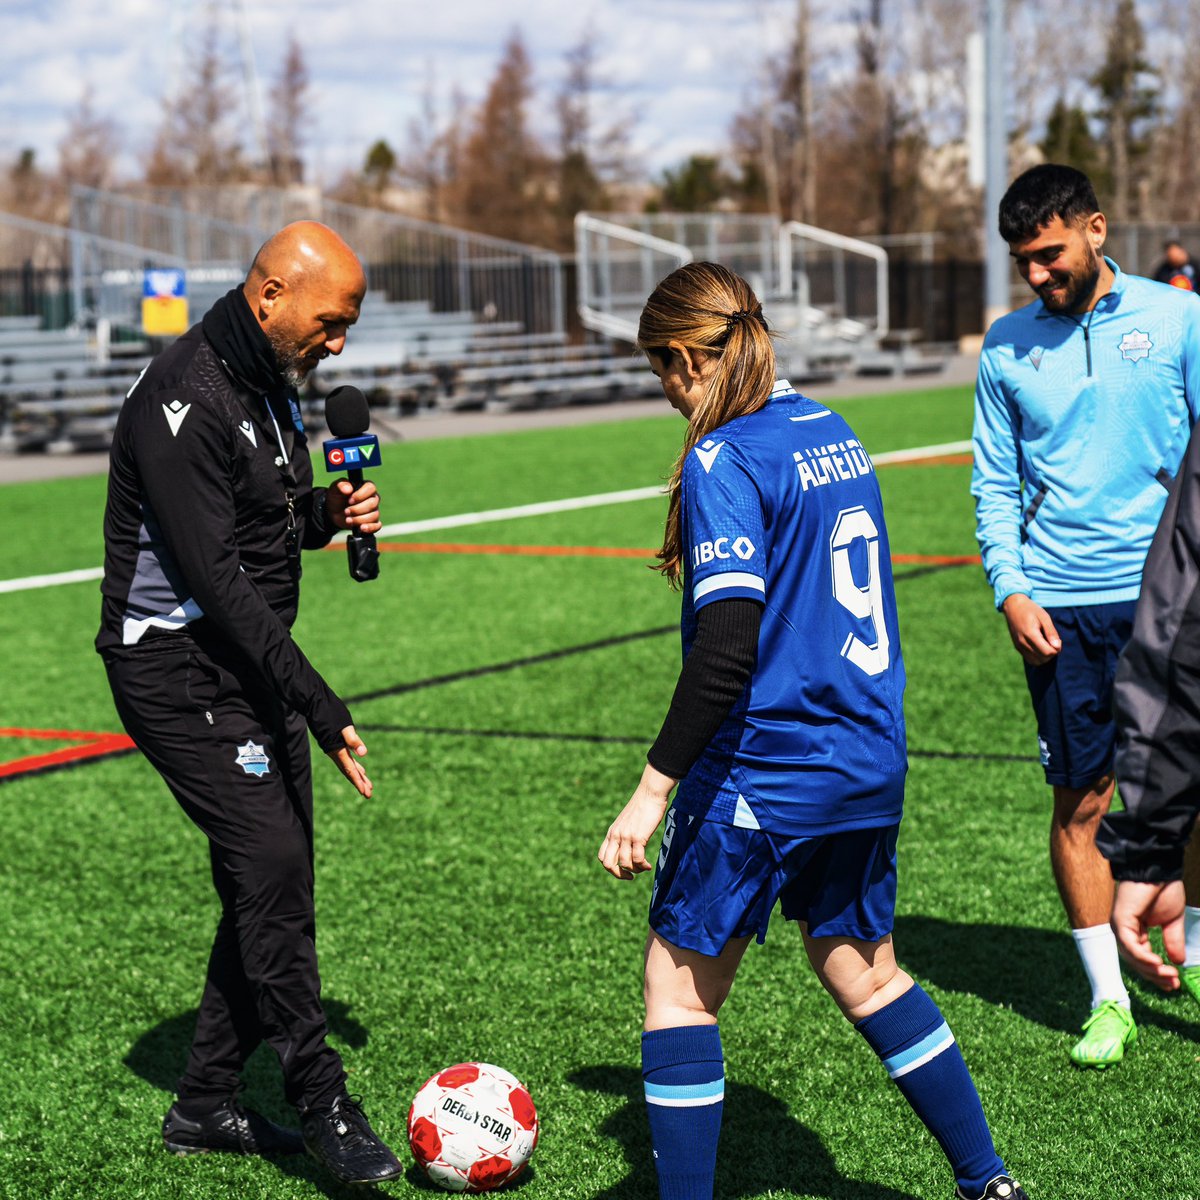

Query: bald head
[247,221,364,293]
[243,221,366,388]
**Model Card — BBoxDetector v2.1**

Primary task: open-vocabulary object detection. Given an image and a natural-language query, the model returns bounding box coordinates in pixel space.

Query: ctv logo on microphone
[323,435,381,472]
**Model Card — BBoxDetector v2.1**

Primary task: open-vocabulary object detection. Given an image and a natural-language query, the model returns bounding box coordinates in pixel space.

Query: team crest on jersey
[1027,346,1044,370]
[234,740,271,776]
[1118,329,1153,363]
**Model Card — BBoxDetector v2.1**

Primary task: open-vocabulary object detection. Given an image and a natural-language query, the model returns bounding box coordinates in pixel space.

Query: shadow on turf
[894,914,1200,1041]
[570,1065,914,1199]
[124,998,385,1199]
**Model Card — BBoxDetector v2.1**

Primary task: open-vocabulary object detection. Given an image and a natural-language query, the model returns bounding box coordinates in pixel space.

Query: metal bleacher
[1,196,949,454]
[0,188,666,452]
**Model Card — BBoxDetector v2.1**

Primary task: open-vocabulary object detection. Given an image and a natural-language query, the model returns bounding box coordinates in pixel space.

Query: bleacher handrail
[779,221,889,338]
[575,214,692,343]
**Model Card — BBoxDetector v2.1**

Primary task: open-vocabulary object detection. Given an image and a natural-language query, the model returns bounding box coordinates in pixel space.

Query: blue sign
[143,269,187,299]
[323,434,381,473]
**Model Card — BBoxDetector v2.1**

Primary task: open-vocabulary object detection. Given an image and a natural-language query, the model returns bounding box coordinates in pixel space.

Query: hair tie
[724,305,764,334]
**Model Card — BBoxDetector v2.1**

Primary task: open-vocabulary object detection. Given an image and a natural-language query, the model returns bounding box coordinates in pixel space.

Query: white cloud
[4,0,801,184]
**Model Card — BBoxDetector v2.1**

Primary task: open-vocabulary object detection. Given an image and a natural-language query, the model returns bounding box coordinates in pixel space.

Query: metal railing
[574,214,691,342]
[0,209,186,329]
[69,185,567,336]
[575,211,890,345]
[779,221,889,337]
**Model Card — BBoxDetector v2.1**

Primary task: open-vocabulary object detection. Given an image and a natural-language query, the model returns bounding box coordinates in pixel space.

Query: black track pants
[105,637,346,1112]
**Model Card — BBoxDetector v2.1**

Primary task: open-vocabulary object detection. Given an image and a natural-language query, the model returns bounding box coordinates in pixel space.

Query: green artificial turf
[3,386,1198,1200]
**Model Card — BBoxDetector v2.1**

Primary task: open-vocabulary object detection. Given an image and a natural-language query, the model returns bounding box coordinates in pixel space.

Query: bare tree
[450,29,550,244]
[553,27,638,237]
[399,61,452,222]
[144,8,246,186]
[267,36,308,185]
[57,86,121,194]
[1092,0,1157,221]
[730,0,816,221]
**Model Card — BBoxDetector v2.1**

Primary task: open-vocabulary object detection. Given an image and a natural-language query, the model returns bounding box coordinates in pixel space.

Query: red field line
[373,542,657,558]
[893,553,981,566]
[0,727,135,780]
[879,452,974,468]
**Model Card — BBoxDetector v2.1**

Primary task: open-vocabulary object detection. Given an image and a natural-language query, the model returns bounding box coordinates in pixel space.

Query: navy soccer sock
[641,1024,724,1200]
[856,984,1005,1199]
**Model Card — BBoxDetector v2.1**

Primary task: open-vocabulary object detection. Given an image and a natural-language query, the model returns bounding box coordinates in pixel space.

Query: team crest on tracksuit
[235,741,271,776]
[1118,329,1153,363]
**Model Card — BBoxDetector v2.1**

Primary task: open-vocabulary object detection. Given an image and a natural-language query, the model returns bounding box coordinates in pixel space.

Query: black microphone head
[325,386,370,438]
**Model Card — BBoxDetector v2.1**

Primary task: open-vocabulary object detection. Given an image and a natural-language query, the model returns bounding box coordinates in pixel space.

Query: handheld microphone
[322,385,380,583]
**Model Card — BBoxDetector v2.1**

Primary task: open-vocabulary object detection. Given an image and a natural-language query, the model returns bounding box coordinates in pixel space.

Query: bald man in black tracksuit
[97,222,402,1185]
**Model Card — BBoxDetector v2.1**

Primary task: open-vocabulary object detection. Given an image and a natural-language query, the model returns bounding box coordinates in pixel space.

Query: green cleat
[1069,1000,1137,1068]
[1180,965,1200,1004]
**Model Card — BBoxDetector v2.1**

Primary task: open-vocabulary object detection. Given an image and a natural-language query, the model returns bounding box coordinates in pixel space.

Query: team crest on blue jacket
[235,740,271,776]
[1119,329,1153,363]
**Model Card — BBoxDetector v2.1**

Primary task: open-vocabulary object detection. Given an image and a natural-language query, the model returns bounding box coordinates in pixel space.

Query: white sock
[1185,906,1200,968]
[1072,924,1130,1009]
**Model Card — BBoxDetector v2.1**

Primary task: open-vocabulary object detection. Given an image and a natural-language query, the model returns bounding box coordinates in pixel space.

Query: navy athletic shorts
[648,809,899,957]
[1022,599,1137,789]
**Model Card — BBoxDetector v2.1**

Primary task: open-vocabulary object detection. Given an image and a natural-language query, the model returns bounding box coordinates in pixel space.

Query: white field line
[0,440,971,595]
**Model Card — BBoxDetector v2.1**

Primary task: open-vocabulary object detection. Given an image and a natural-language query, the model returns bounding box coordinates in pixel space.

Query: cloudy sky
[2,0,805,186]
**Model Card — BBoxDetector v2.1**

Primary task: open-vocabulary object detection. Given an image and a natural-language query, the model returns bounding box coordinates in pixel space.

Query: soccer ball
[407,1062,539,1192]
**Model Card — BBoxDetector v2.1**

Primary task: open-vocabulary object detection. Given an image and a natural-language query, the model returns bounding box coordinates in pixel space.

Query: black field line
[2,563,985,785]
[358,724,646,746]
[892,561,975,584]
[355,722,1034,765]
[347,558,971,708]
[345,624,677,704]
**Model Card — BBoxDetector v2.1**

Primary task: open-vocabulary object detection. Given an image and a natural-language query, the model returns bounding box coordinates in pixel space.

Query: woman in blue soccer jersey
[598,263,1026,1200]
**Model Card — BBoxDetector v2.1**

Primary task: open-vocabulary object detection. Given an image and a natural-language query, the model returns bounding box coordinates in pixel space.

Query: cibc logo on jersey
[692,535,756,567]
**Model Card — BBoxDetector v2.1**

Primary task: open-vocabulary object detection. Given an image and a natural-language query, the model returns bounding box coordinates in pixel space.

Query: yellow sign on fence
[142,269,188,336]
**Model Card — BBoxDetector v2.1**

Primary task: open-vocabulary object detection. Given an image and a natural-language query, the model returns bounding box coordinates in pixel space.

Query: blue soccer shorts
[648,809,899,957]
[1022,599,1136,789]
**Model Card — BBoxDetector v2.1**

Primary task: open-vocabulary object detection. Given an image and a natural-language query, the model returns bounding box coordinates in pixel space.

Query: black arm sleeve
[647,598,762,780]
[301,485,335,550]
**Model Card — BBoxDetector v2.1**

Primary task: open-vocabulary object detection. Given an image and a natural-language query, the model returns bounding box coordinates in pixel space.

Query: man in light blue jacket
[973,164,1200,1068]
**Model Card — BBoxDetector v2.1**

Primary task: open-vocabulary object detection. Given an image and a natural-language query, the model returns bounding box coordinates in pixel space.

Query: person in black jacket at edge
[96,221,404,1185]
[1097,416,1200,1008]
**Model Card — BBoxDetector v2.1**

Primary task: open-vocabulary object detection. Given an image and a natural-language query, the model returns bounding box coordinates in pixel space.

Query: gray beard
[266,327,312,390]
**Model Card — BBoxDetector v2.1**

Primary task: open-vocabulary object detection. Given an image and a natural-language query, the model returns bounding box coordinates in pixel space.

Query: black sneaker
[162,1097,305,1156]
[301,1093,404,1184]
[955,1176,1029,1200]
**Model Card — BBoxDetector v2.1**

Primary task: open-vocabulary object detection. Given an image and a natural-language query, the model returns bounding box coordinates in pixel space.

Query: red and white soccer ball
[407,1062,539,1192]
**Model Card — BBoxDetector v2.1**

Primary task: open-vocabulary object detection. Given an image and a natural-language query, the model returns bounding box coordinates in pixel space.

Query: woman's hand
[598,763,677,880]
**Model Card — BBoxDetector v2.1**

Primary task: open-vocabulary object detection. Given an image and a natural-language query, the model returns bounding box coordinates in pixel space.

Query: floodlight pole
[983,0,1009,328]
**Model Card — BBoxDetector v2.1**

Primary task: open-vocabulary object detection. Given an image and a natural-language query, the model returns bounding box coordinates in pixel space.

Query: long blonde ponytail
[638,263,776,584]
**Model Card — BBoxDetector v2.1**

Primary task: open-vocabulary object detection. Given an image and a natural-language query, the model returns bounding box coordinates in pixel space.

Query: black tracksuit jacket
[1100,419,1200,881]
[95,292,350,749]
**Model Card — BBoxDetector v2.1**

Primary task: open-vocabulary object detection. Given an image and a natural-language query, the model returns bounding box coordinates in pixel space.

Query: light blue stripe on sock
[644,1077,726,1107]
[882,1022,954,1079]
